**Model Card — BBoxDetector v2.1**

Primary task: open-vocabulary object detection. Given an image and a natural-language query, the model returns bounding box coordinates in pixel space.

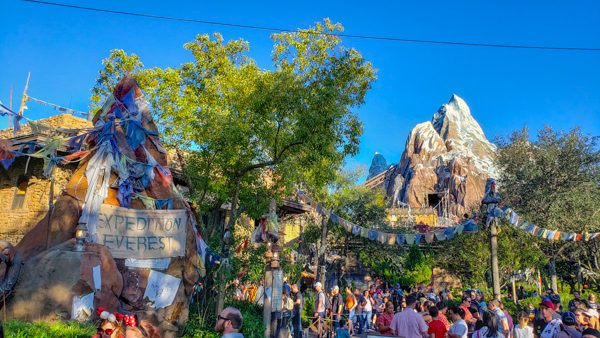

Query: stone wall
[0,156,77,244]
[0,113,91,245]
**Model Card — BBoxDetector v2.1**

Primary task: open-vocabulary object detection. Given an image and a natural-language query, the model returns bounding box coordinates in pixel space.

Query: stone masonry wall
[0,156,77,245]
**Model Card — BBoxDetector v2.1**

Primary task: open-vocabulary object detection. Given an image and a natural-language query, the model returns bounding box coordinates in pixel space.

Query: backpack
[284,295,294,311]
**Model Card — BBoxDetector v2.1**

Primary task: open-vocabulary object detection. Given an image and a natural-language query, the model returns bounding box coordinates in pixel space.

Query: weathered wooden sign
[96,204,187,259]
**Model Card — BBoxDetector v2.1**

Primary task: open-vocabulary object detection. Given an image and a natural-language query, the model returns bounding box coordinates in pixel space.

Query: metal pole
[490,219,501,299]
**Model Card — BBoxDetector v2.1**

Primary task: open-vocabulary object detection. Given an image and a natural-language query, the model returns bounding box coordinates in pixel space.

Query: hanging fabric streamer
[154,165,173,188]
[155,198,173,210]
[28,135,67,177]
[0,139,15,170]
[396,234,405,245]
[117,178,134,208]
[78,143,115,240]
[444,227,456,240]
[377,231,387,244]
[434,230,447,241]
[360,227,369,238]
[135,193,156,210]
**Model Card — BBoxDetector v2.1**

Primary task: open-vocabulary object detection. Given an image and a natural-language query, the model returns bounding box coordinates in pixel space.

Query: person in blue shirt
[336,319,351,338]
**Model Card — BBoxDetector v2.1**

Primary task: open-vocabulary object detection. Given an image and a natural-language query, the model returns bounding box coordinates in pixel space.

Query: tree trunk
[550,257,558,292]
[217,176,242,314]
[490,220,501,299]
[319,214,328,288]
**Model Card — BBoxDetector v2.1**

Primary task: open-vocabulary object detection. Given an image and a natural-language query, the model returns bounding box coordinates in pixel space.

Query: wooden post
[512,279,518,304]
[550,257,558,292]
[263,254,273,338]
[45,167,56,250]
[537,269,542,296]
[490,219,501,299]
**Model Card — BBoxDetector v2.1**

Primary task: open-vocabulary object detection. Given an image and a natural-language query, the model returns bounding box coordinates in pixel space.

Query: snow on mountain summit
[384,94,498,216]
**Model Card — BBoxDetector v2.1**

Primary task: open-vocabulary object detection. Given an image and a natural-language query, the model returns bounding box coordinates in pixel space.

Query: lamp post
[74,222,88,252]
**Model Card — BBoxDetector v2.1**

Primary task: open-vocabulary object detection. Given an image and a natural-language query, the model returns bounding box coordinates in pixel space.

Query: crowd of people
[311,283,600,338]
[229,277,600,338]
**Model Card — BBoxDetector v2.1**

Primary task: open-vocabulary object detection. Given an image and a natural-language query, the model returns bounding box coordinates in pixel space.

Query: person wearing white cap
[331,285,344,331]
[314,282,326,337]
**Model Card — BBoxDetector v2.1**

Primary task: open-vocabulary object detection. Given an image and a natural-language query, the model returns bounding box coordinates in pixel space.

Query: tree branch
[237,140,304,176]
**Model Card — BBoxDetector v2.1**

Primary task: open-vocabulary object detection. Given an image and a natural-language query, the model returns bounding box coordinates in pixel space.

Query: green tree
[91,19,376,311]
[398,245,433,288]
[496,126,600,290]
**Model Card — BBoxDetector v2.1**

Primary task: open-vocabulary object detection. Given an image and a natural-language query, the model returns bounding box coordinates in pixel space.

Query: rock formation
[385,94,496,217]
[9,77,201,337]
[367,152,388,180]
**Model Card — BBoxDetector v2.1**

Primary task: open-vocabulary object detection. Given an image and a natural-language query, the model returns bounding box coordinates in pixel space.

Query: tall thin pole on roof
[18,72,31,116]
[8,86,13,129]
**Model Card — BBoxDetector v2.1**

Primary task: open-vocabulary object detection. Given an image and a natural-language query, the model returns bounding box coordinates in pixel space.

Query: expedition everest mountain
[368,94,497,217]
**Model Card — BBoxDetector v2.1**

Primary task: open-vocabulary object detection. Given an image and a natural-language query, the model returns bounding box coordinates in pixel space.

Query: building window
[11,175,29,209]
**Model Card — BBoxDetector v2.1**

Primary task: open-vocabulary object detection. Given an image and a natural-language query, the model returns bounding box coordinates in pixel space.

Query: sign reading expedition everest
[96,204,187,259]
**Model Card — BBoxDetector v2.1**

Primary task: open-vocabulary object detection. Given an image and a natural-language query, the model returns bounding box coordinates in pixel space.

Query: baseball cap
[562,312,577,326]
[539,299,555,310]
[314,282,322,288]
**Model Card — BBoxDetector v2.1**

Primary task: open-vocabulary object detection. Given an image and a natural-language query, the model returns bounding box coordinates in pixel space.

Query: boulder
[6,240,122,321]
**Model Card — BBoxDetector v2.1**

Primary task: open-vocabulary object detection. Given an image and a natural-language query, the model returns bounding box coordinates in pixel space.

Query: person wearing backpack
[277,288,294,338]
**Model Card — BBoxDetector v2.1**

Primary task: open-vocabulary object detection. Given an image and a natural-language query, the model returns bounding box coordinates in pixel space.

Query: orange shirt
[460,305,473,322]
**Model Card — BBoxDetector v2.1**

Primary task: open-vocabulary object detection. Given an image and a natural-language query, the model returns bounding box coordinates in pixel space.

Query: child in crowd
[336,319,351,338]
[513,311,534,338]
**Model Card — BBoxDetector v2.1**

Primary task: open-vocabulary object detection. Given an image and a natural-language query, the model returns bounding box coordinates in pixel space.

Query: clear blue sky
[1,0,599,175]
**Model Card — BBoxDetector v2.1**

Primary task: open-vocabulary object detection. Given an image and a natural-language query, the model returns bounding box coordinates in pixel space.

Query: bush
[4,320,95,338]
[180,300,264,337]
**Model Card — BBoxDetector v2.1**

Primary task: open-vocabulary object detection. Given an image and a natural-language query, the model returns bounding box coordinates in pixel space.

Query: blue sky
[1,0,599,176]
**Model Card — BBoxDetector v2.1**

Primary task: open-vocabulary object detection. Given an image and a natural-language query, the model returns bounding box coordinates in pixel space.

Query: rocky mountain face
[384,94,496,217]
[367,152,388,180]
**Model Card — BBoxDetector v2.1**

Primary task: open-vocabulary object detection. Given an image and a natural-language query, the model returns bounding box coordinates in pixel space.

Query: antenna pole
[18,72,31,116]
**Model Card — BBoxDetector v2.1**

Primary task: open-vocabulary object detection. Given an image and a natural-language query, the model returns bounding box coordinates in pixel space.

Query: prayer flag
[396,234,406,246]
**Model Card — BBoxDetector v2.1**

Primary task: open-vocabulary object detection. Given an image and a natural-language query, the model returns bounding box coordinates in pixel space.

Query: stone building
[0,114,91,244]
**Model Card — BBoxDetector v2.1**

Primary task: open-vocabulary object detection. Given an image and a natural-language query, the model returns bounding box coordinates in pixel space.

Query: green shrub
[4,320,95,338]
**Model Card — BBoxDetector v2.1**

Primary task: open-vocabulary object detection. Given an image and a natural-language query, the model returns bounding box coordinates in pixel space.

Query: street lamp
[74,222,88,252]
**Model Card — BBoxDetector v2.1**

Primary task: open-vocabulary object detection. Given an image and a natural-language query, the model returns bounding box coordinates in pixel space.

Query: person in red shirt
[428,306,448,338]
[376,302,395,336]
[436,301,451,330]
